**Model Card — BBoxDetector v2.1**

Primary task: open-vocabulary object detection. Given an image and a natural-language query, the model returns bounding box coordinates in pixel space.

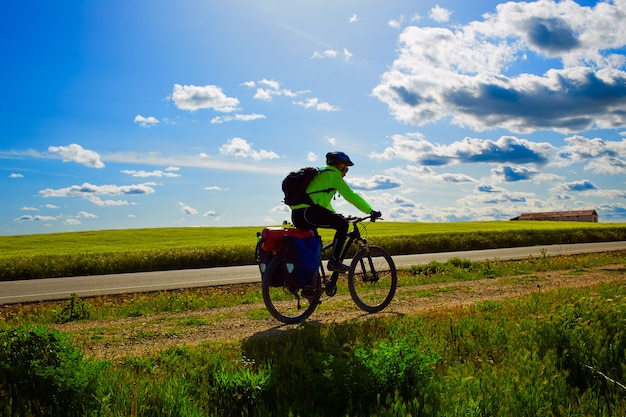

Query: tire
[348,245,397,313]
[261,256,321,325]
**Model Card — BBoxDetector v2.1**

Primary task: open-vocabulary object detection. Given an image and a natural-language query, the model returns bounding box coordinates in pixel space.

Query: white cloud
[87,197,130,206]
[134,114,159,127]
[311,48,352,62]
[293,97,340,112]
[204,186,227,191]
[40,182,156,198]
[101,150,282,174]
[388,18,403,29]
[76,211,98,218]
[210,113,266,124]
[348,13,358,23]
[9,173,23,178]
[343,48,353,61]
[491,164,563,183]
[311,49,338,59]
[389,165,477,183]
[179,202,198,215]
[373,1,626,134]
[15,215,58,222]
[243,79,338,112]
[585,157,626,175]
[39,182,156,206]
[370,133,553,166]
[48,144,105,168]
[555,136,626,174]
[429,5,451,22]
[21,206,38,211]
[244,78,305,101]
[170,84,239,112]
[347,175,401,191]
[121,169,181,178]
[219,138,279,160]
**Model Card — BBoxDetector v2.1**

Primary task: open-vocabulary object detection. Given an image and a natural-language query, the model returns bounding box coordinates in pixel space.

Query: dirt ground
[42,263,626,360]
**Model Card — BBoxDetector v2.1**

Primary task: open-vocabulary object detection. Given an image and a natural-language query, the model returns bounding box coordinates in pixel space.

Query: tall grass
[2,280,626,416]
[2,222,626,281]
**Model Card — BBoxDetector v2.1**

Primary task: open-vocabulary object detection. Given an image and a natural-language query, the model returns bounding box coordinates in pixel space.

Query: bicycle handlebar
[346,214,383,223]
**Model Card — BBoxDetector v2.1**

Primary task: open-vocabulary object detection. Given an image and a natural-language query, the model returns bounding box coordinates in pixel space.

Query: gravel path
[51,264,625,360]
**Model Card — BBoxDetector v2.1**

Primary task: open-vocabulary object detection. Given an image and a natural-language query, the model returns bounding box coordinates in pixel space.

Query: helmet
[326,151,354,166]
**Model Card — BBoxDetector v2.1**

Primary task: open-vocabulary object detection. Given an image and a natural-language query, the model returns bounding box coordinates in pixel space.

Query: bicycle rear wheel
[261,257,321,325]
[348,245,397,313]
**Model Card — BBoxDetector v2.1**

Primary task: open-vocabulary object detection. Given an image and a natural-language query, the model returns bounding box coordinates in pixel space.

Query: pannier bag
[256,228,283,287]
[282,231,321,290]
[256,227,320,288]
[255,241,280,286]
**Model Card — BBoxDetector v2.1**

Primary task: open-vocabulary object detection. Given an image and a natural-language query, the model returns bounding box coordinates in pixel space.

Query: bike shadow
[241,321,323,365]
[242,310,405,365]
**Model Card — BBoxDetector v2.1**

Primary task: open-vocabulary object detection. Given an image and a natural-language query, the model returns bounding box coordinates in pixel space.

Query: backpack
[282,167,332,206]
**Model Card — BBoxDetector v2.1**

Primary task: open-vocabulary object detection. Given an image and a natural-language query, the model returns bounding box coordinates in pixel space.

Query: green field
[2,258,626,416]
[2,222,626,416]
[2,220,625,257]
[1,221,625,281]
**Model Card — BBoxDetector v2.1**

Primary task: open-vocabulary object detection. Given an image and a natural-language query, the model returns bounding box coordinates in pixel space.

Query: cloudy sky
[2,0,626,235]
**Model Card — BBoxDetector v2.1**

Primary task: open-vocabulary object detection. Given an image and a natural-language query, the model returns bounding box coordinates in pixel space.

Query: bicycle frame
[318,215,373,296]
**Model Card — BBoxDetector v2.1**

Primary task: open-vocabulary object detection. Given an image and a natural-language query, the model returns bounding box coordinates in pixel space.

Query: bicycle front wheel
[261,257,321,325]
[348,245,397,313]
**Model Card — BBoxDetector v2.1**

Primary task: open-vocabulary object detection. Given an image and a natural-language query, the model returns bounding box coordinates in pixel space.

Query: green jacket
[291,165,372,214]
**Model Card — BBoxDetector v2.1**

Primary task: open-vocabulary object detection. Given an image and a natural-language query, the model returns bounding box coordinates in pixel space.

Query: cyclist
[291,151,381,272]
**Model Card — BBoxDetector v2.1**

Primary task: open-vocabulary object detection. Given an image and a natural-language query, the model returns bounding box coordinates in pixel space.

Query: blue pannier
[283,233,321,290]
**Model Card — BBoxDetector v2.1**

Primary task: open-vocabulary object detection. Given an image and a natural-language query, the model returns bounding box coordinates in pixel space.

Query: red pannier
[261,227,315,253]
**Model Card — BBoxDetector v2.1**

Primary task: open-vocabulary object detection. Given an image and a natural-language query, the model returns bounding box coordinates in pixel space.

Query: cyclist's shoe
[327,260,350,273]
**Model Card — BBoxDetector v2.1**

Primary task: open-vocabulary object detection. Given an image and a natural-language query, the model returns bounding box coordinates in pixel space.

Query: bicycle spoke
[348,245,397,313]
[262,257,321,324]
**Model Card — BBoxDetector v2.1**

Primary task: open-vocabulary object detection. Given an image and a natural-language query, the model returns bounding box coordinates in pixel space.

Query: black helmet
[326,151,354,166]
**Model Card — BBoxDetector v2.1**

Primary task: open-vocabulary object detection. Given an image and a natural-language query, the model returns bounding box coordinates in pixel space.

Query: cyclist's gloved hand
[370,210,382,219]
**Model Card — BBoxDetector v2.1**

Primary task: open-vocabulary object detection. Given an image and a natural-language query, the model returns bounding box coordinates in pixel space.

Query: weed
[0,325,104,416]
[54,293,91,323]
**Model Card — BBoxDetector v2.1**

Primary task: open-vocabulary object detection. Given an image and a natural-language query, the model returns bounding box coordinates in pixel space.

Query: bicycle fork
[358,242,380,283]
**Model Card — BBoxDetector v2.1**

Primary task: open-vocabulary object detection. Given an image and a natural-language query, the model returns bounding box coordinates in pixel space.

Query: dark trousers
[292,206,348,263]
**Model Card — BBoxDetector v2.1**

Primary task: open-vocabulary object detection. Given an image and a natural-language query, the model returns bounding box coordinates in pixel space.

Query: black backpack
[282,167,332,206]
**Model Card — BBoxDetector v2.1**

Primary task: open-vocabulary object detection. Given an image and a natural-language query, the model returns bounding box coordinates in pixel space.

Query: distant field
[1,221,624,258]
[1,221,625,281]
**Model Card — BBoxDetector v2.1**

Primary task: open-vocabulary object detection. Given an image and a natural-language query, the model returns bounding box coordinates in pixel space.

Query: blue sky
[2,0,626,235]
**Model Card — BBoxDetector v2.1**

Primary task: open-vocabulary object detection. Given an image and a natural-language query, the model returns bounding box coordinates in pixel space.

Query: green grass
[1,221,623,257]
[3,279,626,416]
[1,221,626,281]
[1,245,625,416]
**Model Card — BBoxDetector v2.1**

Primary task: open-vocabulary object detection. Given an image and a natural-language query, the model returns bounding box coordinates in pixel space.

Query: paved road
[2,241,625,305]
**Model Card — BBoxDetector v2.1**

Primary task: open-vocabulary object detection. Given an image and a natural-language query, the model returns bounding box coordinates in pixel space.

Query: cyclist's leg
[292,207,315,230]
[303,206,349,271]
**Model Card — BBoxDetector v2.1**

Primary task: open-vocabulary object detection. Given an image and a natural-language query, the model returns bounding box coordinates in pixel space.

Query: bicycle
[259,214,397,324]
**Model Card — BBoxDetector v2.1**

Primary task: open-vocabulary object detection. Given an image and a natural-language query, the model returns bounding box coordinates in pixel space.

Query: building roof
[513,210,597,220]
